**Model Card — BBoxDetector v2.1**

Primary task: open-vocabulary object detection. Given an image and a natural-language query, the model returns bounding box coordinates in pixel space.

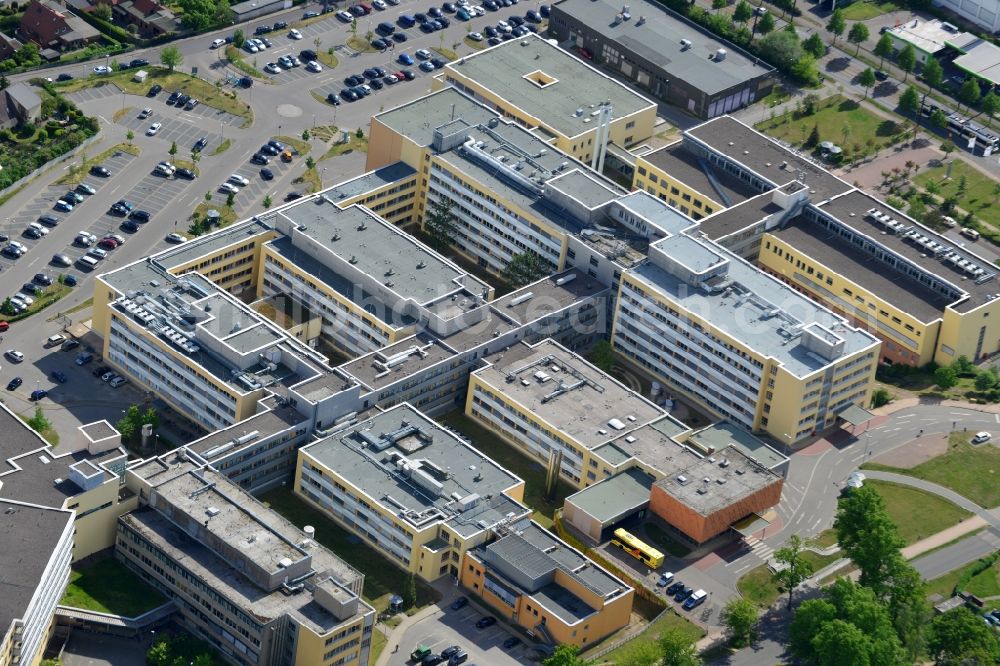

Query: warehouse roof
[564,468,654,525]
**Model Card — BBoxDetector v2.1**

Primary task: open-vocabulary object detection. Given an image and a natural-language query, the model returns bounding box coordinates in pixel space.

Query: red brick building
[648,448,783,544]
[19,0,100,50]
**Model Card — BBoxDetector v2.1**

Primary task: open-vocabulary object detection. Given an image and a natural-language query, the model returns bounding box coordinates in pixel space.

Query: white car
[28,222,49,236]
[154,162,176,176]
[87,247,108,260]
[289,28,303,39]
[337,10,353,20]
[5,350,23,363]
[110,376,128,388]
[244,41,259,53]
[228,173,250,186]
[93,65,112,75]
[138,107,152,119]
[166,232,188,243]
[211,38,226,49]
[306,60,322,72]
[219,182,240,194]
[415,49,432,60]
[471,5,485,15]
[468,31,483,41]
[373,0,386,8]
[972,431,992,444]
[265,62,282,74]
[253,38,268,49]
[146,122,162,136]
[14,293,34,306]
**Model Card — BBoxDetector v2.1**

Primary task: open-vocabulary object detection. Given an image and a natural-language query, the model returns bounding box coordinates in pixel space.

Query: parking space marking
[64,84,122,104]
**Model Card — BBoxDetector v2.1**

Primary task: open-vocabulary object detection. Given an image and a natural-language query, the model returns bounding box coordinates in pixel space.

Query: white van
[211,38,226,49]
[45,334,66,348]
[77,255,99,270]
[961,227,981,240]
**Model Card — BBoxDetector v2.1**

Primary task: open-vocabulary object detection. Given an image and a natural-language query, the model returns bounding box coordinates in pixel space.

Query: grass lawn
[1,282,72,324]
[433,47,458,61]
[210,138,232,156]
[863,433,1000,508]
[463,36,485,50]
[260,487,439,612]
[224,46,268,81]
[62,556,166,616]
[347,36,378,53]
[597,610,704,665]
[913,158,1000,230]
[190,201,237,235]
[275,135,311,155]
[737,565,784,608]
[316,50,339,69]
[841,0,900,20]
[320,133,369,160]
[55,68,253,127]
[808,528,839,549]
[438,411,574,529]
[293,167,322,193]
[867,479,973,545]
[926,557,1000,598]
[755,95,900,158]
[55,142,140,186]
[20,408,59,446]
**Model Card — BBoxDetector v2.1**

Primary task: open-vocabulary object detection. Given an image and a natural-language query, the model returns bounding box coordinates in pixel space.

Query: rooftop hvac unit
[508,291,534,306]
[555,274,577,287]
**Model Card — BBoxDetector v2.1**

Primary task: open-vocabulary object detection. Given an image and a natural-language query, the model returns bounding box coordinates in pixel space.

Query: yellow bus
[611,528,664,568]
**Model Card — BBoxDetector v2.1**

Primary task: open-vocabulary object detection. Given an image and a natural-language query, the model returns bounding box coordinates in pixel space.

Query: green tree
[93,3,112,20]
[934,365,958,389]
[192,655,213,666]
[826,8,846,45]
[424,197,458,250]
[803,32,825,59]
[929,607,1000,665]
[233,28,245,48]
[884,560,929,660]
[503,252,547,288]
[931,108,948,130]
[773,534,814,609]
[952,355,976,374]
[126,129,134,145]
[790,599,838,660]
[959,77,981,111]
[0,75,8,91]
[659,625,700,666]
[871,388,892,407]
[757,11,775,34]
[403,572,417,608]
[834,485,905,598]
[757,31,804,72]
[305,155,316,170]
[263,194,272,209]
[983,90,1000,125]
[813,620,872,666]
[922,56,943,92]
[147,638,171,666]
[26,407,51,434]
[859,67,876,98]
[874,33,894,68]
[541,644,589,666]
[116,405,141,442]
[302,129,310,140]
[898,86,920,115]
[940,139,957,157]
[897,44,916,81]
[169,140,177,158]
[160,45,183,72]
[712,0,727,12]
[588,340,615,372]
[733,0,753,22]
[847,22,869,55]
[721,597,758,647]
[975,368,998,391]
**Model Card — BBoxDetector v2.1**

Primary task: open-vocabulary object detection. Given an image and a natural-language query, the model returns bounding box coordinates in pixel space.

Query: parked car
[148,84,162,96]
[146,122,162,135]
[450,596,468,610]
[52,253,72,266]
[76,352,94,366]
[166,232,188,243]
[6,377,22,390]
[5,349,24,363]
[194,136,208,151]
[38,214,60,227]
[211,38,226,49]
[93,65,112,74]
[656,572,675,587]
[76,183,96,195]
[30,389,48,401]
[973,431,992,444]
[475,616,496,628]
[64,275,78,287]
[176,168,196,180]
[260,168,274,180]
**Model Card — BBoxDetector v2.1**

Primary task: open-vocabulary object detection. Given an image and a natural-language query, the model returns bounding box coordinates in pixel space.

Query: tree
[263,194,272,209]
[93,3,112,19]
[976,367,999,391]
[847,22,869,55]
[712,0,727,12]
[0,75,7,91]
[773,534,814,609]
[790,599,838,659]
[424,197,458,250]
[897,44,916,81]
[302,129,310,141]
[803,32,825,59]
[952,354,976,375]
[226,191,235,207]
[929,607,1000,665]
[884,560,930,660]
[147,639,171,666]
[858,68,876,99]
[733,0,753,22]
[959,77,981,111]
[931,108,948,130]
[541,645,589,666]
[26,407,51,434]
[757,11,775,34]
[874,33,894,68]
[834,485,904,598]
[898,86,920,115]
[659,625,700,666]
[813,620,872,666]
[721,597,758,647]
[403,572,417,608]
[503,252,548,288]
[757,31,804,72]
[305,155,316,170]
[126,129,134,145]
[233,28,245,48]
[983,91,1000,125]
[160,45,183,72]
[940,139,957,157]
[169,140,177,158]
[827,8,846,45]
[934,365,958,389]
[588,340,615,372]
[872,388,892,407]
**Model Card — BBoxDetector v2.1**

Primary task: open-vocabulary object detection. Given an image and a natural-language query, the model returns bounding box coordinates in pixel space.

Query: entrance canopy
[837,403,875,427]
[731,512,771,538]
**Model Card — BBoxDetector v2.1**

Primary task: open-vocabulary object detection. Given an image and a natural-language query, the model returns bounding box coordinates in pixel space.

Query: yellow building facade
[632,152,722,221]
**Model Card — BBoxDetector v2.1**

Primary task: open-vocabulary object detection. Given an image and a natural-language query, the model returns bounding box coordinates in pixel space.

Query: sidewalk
[374,604,442,666]
[901,515,988,560]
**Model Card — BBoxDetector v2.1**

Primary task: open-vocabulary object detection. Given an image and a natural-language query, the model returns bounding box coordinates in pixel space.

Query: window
[625,120,635,129]
[637,166,647,176]
[589,256,599,267]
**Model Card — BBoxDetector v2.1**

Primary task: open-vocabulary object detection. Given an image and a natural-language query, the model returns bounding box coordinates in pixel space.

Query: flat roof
[324,163,417,203]
[769,216,954,323]
[565,467,654,525]
[279,200,470,305]
[653,447,781,516]
[640,142,760,207]
[953,39,1000,86]
[442,34,653,139]
[685,116,852,203]
[0,401,51,461]
[0,500,72,638]
[686,421,787,470]
[291,369,359,404]
[695,193,783,241]
[553,0,773,96]
[593,417,698,474]
[374,87,497,148]
[547,169,621,209]
[490,268,608,325]
[472,339,665,450]
[614,191,699,237]
[340,335,456,390]
[630,246,879,378]
[122,508,371,635]
[185,404,308,460]
[888,18,967,55]
[437,305,520,352]
[154,219,273,272]
[301,404,527,537]
[818,190,997,314]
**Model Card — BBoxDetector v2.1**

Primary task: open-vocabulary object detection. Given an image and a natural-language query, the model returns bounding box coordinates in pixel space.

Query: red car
[359,3,372,12]
[99,238,119,249]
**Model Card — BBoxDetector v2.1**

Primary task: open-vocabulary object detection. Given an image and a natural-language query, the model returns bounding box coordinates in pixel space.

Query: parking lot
[384,597,538,666]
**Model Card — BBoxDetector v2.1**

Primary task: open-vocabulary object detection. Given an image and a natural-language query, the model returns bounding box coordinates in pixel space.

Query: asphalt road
[910,526,1000,580]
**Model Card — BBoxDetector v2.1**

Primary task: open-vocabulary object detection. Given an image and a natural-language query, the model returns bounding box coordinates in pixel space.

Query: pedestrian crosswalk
[745,537,775,562]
